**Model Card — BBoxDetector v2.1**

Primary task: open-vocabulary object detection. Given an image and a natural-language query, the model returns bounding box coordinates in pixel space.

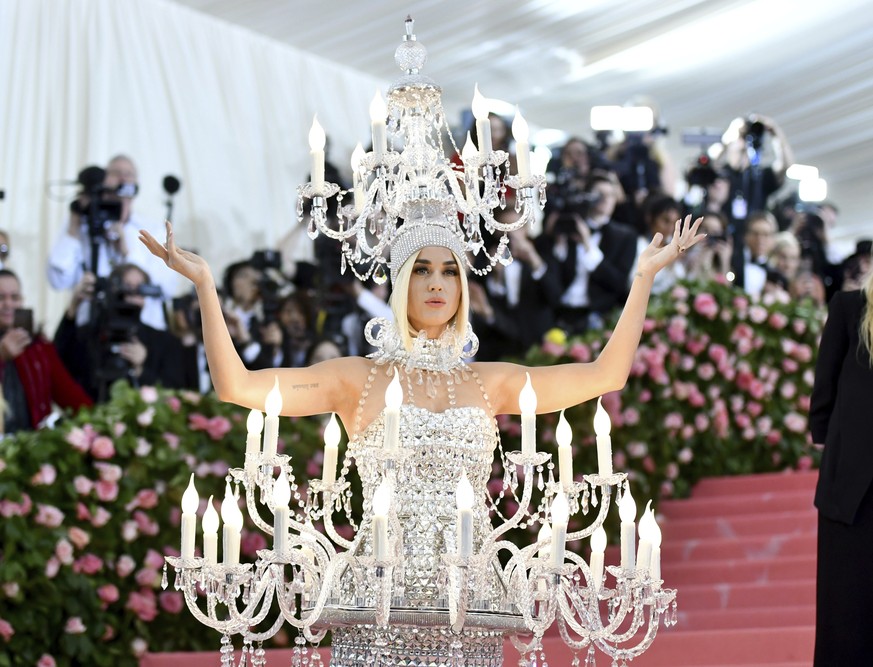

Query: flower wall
[0,279,825,664]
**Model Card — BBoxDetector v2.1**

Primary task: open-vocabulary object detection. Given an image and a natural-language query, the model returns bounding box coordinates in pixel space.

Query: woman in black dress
[810,264,873,665]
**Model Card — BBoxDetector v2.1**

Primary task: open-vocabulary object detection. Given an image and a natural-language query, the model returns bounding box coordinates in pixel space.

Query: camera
[743,116,767,151]
[549,167,602,218]
[250,249,287,324]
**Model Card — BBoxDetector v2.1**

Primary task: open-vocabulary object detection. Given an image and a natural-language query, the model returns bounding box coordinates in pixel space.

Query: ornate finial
[404,15,415,41]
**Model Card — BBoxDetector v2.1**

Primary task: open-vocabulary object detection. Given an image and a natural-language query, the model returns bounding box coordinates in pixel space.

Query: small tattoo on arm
[291,383,319,390]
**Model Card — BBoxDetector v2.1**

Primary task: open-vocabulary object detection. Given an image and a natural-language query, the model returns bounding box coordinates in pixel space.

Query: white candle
[221,482,243,566]
[519,372,537,457]
[383,369,402,451]
[537,521,551,561]
[636,500,654,574]
[180,473,198,560]
[461,132,478,208]
[371,478,392,561]
[263,377,282,459]
[322,413,341,486]
[618,488,637,571]
[512,107,531,180]
[556,409,573,491]
[456,471,475,559]
[272,469,291,558]
[246,409,264,456]
[550,491,569,568]
[202,495,219,564]
[589,526,607,592]
[350,142,365,214]
[593,397,613,477]
[650,512,662,581]
[298,522,317,594]
[472,85,492,157]
[370,92,387,160]
[308,116,326,195]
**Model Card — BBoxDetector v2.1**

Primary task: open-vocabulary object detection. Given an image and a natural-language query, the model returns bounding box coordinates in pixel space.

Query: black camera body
[743,116,767,152]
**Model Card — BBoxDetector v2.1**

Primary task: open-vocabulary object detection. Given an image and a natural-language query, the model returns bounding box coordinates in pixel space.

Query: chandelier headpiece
[297,16,547,285]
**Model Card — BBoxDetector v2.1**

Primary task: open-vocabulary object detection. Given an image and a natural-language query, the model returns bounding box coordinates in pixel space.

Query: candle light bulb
[350,142,365,172]
[308,116,326,151]
[324,413,341,448]
[246,409,264,435]
[556,410,572,448]
[372,478,393,516]
[619,488,637,523]
[181,474,199,514]
[385,368,403,409]
[638,500,655,542]
[265,377,282,417]
[273,469,291,507]
[551,491,570,525]
[227,497,244,532]
[593,397,611,436]
[369,91,387,123]
[512,108,529,142]
[591,526,607,553]
[462,132,478,162]
[220,482,236,524]
[203,495,219,533]
[650,511,662,549]
[519,372,537,413]
[538,522,551,555]
[471,84,489,120]
[456,470,475,511]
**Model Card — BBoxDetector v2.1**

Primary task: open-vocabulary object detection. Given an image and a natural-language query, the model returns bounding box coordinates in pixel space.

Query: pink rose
[639,389,652,403]
[768,312,788,329]
[206,416,233,441]
[747,401,763,417]
[45,557,61,578]
[3,582,18,597]
[159,591,184,614]
[541,340,566,357]
[665,462,679,480]
[126,590,158,622]
[66,426,94,452]
[144,549,165,570]
[37,654,57,667]
[627,442,648,458]
[797,455,813,471]
[73,475,94,495]
[621,407,640,426]
[135,438,152,456]
[664,412,683,430]
[127,489,159,511]
[613,450,627,469]
[131,638,149,657]
[113,421,127,438]
[188,413,210,430]
[90,436,115,460]
[68,527,90,550]
[134,511,159,536]
[102,625,116,641]
[734,413,751,429]
[681,424,695,439]
[784,412,807,434]
[122,521,139,542]
[678,447,693,464]
[694,414,710,431]
[166,396,182,413]
[748,305,767,324]
[660,480,675,497]
[767,430,782,445]
[757,416,773,434]
[95,480,119,502]
[72,553,103,575]
[693,293,718,319]
[732,295,749,311]
[0,618,14,642]
[140,386,159,404]
[163,433,180,450]
[241,530,268,557]
[642,456,656,473]
[76,502,91,522]
[116,555,136,577]
[708,344,729,367]
[35,504,65,528]
[91,507,112,527]
[98,584,120,605]
[136,568,159,587]
[780,382,797,399]
[31,463,57,486]
[64,617,86,634]
[793,344,813,363]
[94,462,123,482]
[667,316,687,344]
[697,363,715,381]
[671,285,689,301]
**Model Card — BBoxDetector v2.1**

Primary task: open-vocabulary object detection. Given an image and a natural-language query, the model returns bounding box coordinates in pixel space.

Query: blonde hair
[389,248,470,351]
[861,268,873,365]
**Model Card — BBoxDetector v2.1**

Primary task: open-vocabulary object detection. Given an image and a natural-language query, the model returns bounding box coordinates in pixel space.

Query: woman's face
[406,246,462,339]
[650,208,680,239]
[231,266,261,307]
[771,244,801,279]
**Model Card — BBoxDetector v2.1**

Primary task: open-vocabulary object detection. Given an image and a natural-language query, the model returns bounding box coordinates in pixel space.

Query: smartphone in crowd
[13,308,33,336]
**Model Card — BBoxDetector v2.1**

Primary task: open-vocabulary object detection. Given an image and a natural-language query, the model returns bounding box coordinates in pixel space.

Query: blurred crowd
[1,111,870,436]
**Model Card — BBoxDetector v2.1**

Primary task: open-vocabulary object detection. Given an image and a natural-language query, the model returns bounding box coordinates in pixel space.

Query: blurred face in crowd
[707,176,730,207]
[308,340,344,365]
[770,242,801,280]
[230,266,261,308]
[745,218,776,259]
[0,274,23,331]
[650,206,680,240]
[120,266,149,310]
[562,140,590,174]
[701,214,725,236]
[589,179,618,220]
[279,299,308,338]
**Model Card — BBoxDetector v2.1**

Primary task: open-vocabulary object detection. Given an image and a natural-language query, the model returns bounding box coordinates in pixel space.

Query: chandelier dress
[321,320,521,666]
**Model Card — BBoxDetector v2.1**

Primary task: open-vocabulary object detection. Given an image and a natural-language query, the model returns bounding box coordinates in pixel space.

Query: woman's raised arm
[139,222,364,421]
[484,215,704,415]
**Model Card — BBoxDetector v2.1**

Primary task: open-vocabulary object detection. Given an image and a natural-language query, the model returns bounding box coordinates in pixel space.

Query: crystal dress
[321,320,522,666]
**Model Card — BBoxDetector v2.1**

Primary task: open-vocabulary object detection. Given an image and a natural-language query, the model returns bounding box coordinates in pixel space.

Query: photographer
[54,263,186,401]
[0,270,92,434]
[538,170,638,334]
[47,155,178,330]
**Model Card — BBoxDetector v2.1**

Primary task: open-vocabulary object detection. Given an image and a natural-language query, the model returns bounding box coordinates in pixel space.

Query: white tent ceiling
[168,0,873,246]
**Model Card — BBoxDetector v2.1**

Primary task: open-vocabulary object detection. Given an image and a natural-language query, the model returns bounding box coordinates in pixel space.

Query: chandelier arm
[243,611,289,644]
[556,592,596,650]
[565,485,612,543]
[320,490,357,550]
[483,461,536,548]
[223,569,279,630]
[181,581,247,635]
[594,604,663,662]
[243,478,275,536]
[288,517,340,561]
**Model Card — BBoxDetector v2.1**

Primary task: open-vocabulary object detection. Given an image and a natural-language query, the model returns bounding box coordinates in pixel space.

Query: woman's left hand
[637,214,705,277]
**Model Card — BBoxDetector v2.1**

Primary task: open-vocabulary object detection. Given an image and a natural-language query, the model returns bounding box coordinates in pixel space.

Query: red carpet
[143,471,818,667]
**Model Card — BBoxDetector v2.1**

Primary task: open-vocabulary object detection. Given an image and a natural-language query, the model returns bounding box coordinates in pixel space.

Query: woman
[810,266,873,664]
[140,215,702,661]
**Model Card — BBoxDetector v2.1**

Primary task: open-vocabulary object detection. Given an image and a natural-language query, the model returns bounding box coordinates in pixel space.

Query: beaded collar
[364,317,478,375]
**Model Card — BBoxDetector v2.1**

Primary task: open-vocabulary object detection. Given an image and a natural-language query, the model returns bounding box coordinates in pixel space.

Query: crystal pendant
[161,564,168,590]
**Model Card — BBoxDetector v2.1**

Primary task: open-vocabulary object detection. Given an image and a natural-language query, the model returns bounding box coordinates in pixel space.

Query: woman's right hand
[140,221,211,288]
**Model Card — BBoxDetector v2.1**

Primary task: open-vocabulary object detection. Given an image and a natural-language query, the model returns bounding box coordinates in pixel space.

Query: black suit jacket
[811,290,873,524]
[537,221,638,315]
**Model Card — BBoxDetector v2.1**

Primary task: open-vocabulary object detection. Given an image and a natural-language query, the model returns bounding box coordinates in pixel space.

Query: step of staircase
[690,471,818,498]
[661,554,816,585]
[660,509,817,540]
[659,490,815,519]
